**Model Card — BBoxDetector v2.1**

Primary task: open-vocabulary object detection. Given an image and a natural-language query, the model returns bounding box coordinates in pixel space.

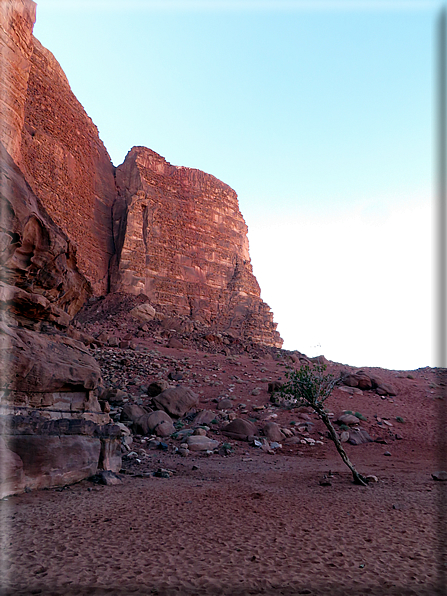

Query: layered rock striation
[112,147,282,348]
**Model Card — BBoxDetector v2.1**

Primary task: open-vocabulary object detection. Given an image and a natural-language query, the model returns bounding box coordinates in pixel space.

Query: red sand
[1,338,445,595]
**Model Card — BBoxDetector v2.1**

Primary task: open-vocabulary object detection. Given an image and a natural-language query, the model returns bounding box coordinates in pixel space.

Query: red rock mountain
[111,147,282,347]
[0,0,282,348]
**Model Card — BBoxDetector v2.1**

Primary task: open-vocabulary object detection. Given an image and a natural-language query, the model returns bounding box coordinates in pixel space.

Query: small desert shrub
[280,363,368,485]
[354,412,367,421]
[396,416,405,423]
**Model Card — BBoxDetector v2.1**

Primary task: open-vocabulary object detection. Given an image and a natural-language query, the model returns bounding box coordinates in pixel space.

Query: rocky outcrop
[0,139,118,497]
[19,38,117,295]
[0,141,91,319]
[0,417,122,496]
[111,147,282,348]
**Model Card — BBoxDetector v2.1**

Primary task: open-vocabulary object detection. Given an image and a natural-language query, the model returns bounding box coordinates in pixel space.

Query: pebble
[432,471,447,481]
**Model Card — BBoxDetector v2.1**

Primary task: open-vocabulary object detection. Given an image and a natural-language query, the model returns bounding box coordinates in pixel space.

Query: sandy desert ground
[1,306,446,596]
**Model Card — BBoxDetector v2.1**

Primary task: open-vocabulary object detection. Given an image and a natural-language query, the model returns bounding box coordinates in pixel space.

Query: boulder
[130,303,156,322]
[222,418,258,441]
[342,374,359,388]
[309,355,329,366]
[103,388,127,405]
[194,410,217,426]
[154,420,176,437]
[153,387,199,418]
[120,404,148,425]
[145,410,173,431]
[216,399,233,410]
[355,374,372,390]
[337,414,361,426]
[186,435,219,452]
[144,411,175,437]
[376,382,397,396]
[147,380,170,397]
[193,428,207,436]
[347,429,373,445]
[262,422,284,442]
[167,337,183,349]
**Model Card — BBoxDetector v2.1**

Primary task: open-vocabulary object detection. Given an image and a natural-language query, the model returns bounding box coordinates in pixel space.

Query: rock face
[0,0,36,163]
[0,0,116,296]
[19,38,117,295]
[111,147,283,348]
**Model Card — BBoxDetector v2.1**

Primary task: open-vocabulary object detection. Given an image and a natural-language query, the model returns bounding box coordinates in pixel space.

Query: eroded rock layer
[112,147,282,348]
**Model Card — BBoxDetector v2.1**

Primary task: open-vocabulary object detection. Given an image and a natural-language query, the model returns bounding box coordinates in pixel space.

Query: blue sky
[33,0,440,369]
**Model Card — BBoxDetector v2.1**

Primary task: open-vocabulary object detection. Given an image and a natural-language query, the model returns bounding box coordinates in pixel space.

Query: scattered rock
[432,471,447,481]
[153,468,172,478]
[365,475,379,483]
[153,387,199,418]
[92,471,122,486]
[348,429,373,445]
[262,422,284,442]
[217,399,233,410]
[186,436,219,452]
[222,419,258,441]
[337,414,361,426]
[167,337,183,349]
[130,303,156,322]
[147,380,170,397]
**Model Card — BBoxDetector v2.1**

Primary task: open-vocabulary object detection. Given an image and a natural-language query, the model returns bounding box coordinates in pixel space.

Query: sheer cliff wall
[111,147,283,348]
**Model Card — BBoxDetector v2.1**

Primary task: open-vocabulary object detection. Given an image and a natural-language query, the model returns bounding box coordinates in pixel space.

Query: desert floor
[1,447,445,596]
[2,305,447,596]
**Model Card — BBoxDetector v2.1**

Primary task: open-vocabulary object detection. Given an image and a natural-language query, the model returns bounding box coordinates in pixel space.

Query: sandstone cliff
[111,147,282,348]
[0,0,283,349]
[0,0,36,163]
[19,36,117,295]
[1,0,116,296]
